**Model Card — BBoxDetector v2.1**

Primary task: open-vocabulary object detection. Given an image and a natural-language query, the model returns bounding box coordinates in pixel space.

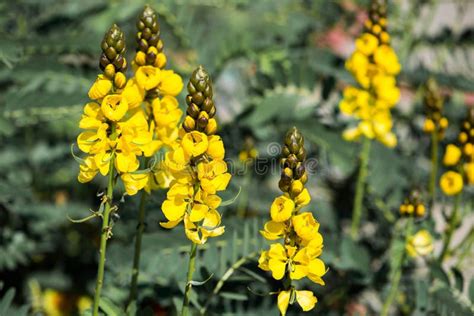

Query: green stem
[92,154,116,316]
[237,168,251,218]
[128,191,148,304]
[429,131,439,205]
[200,252,257,315]
[439,192,462,262]
[351,137,371,239]
[181,242,198,316]
[381,218,413,316]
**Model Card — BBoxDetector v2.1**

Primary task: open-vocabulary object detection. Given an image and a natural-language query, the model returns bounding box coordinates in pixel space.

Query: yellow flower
[136,66,160,90]
[197,160,231,194]
[443,144,462,166]
[294,188,311,206]
[78,156,98,183]
[406,229,434,257]
[464,162,474,184]
[152,96,182,129]
[181,131,209,157]
[270,195,295,222]
[355,33,379,56]
[423,119,435,133]
[122,78,145,109]
[121,173,149,196]
[260,220,286,240]
[292,212,320,241]
[158,70,183,96]
[277,289,317,316]
[263,243,309,280]
[207,135,225,160]
[79,102,104,130]
[373,45,401,75]
[184,211,225,244]
[161,183,193,223]
[440,171,463,196]
[77,296,92,313]
[101,94,129,121]
[88,75,112,100]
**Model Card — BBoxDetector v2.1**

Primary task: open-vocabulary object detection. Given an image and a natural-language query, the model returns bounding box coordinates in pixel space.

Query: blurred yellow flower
[443,144,462,166]
[406,229,434,257]
[440,171,463,196]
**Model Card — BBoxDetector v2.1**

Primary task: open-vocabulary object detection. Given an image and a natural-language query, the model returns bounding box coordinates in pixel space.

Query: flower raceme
[76,24,165,195]
[439,108,474,195]
[160,66,231,245]
[258,127,326,315]
[422,78,448,137]
[339,0,400,147]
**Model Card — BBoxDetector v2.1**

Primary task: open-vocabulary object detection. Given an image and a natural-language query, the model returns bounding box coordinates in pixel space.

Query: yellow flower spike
[88,75,113,100]
[440,171,463,196]
[443,144,462,166]
[270,195,295,222]
[101,94,129,121]
[136,65,160,90]
[406,229,434,257]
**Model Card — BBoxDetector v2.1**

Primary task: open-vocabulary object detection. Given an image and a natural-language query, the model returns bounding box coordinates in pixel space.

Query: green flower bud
[100,24,126,73]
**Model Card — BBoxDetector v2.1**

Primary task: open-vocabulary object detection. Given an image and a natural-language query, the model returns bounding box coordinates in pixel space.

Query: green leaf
[99,297,125,316]
[220,292,248,301]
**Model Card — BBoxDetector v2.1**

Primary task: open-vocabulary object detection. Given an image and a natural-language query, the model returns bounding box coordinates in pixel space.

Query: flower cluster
[339,0,401,147]
[124,6,184,195]
[422,78,448,137]
[440,108,474,195]
[76,24,160,195]
[160,66,231,244]
[399,190,426,218]
[258,127,326,315]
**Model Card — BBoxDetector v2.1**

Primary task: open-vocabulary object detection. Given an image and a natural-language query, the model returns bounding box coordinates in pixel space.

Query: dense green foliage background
[0,0,473,315]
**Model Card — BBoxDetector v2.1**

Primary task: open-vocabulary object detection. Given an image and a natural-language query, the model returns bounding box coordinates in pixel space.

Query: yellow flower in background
[440,171,463,196]
[443,144,462,166]
[423,118,435,133]
[277,289,317,316]
[406,229,434,257]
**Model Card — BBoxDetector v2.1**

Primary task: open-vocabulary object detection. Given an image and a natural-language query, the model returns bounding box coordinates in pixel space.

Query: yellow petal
[88,75,112,100]
[277,290,291,316]
[136,66,160,90]
[159,70,183,96]
[270,196,295,222]
[101,94,129,121]
[189,203,209,222]
[162,199,187,221]
[295,290,317,312]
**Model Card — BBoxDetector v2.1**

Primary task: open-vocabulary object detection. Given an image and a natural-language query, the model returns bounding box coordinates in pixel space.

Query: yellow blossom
[158,70,184,96]
[277,290,318,316]
[292,212,321,241]
[136,66,160,90]
[440,171,463,196]
[406,229,434,257]
[270,195,295,222]
[260,220,286,240]
[88,75,112,100]
[101,94,129,121]
[443,144,462,166]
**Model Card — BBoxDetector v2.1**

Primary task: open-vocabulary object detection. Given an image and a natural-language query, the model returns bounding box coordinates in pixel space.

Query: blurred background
[0,0,473,315]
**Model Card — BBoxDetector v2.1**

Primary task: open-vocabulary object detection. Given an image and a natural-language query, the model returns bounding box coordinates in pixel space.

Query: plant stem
[429,131,439,205]
[128,190,148,304]
[237,168,251,218]
[181,242,198,316]
[351,136,371,239]
[92,154,116,316]
[439,192,462,262]
[200,252,257,315]
[381,218,413,316]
